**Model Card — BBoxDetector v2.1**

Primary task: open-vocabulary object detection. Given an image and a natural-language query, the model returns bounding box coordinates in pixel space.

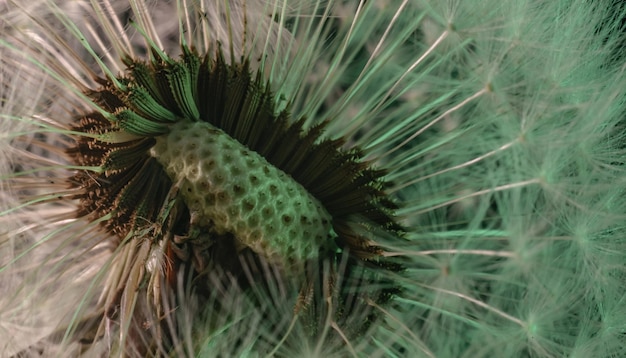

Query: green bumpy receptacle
[151,120,334,264]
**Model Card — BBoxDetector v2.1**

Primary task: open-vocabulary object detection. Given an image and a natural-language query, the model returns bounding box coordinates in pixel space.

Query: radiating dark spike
[166,62,200,120]
[124,84,178,122]
[102,138,156,173]
[128,60,165,104]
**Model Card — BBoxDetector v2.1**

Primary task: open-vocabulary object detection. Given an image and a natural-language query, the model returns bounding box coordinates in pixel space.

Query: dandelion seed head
[2,0,626,356]
[1,0,411,355]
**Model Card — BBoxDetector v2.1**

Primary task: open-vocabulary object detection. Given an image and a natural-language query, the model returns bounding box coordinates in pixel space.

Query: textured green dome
[152,120,334,263]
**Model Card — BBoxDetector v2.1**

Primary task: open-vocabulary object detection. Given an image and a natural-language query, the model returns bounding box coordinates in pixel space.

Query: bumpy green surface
[151,120,334,263]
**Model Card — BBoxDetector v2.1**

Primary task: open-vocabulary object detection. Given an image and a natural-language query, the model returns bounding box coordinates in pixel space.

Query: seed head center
[151,120,334,263]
